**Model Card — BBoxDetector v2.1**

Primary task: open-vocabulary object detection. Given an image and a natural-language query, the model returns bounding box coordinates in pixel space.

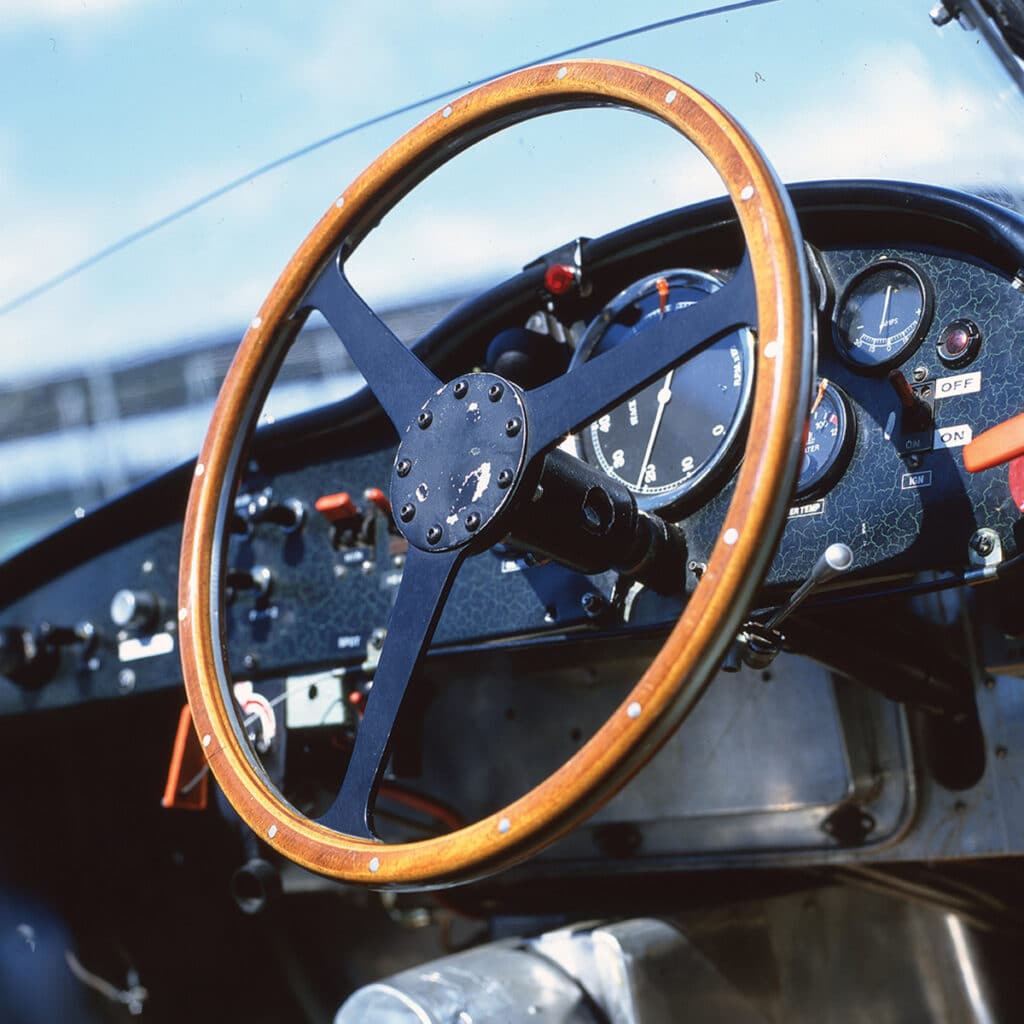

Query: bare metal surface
[420,583,1024,869]
[334,941,597,1023]
[420,651,914,865]
[534,919,766,1023]
[337,887,1013,1022]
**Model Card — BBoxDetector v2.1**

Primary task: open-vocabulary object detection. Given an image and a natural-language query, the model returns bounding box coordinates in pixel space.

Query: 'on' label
[933,423,973,449]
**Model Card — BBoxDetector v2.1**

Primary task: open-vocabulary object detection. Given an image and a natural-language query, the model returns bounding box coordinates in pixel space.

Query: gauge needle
[878,285,893,338]
[810,377,829,416]
[636,371,674,488]
[656,276,670,317]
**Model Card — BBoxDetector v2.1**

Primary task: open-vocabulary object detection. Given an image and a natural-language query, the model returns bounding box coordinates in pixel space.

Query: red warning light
[544,263,576,295]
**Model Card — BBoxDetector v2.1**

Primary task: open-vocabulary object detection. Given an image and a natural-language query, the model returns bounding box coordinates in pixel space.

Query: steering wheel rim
[179,59,812,889]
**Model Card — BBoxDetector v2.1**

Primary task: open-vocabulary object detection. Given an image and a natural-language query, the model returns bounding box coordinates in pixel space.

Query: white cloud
[1,0,144,29]
[4,32,1024,387]
[762,45,1024,191]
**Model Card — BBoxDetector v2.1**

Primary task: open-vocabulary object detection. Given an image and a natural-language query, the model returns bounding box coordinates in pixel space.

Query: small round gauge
[795,379,856,500]
[574,268,753,515]
[834,260,933,372]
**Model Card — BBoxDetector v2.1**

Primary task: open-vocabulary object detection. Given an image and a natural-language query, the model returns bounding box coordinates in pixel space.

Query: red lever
[887,369,918,411]
[314,491,360,523]
[963,413,1024,473]
[364,487,392,519]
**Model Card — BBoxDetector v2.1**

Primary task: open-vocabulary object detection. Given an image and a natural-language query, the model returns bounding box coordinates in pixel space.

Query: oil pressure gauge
[834,259,933,372]
[795,379,856,500]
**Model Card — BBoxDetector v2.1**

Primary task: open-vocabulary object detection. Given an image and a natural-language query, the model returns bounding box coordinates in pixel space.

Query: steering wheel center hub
[390,372,527,552]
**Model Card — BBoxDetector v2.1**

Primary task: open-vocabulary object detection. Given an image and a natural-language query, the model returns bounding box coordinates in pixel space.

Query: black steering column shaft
[506,448,688,595]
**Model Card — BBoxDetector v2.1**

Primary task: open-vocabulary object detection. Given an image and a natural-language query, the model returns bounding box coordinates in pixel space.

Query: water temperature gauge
[795,379,856,501]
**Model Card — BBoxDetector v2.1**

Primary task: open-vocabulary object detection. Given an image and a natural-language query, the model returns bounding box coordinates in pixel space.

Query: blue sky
[1,0,1022,382]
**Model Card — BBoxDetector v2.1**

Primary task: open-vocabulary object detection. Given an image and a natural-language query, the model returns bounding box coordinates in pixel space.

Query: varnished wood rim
[179,60,811,888]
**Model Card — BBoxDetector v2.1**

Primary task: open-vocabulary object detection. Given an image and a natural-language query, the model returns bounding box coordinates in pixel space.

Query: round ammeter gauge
[574,268,753,516]
[834,260,933,372]
[795,379,856,500]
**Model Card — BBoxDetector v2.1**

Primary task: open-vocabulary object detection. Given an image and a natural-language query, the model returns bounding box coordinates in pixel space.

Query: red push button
[1010,456,1024,513]
[544,263,577,295]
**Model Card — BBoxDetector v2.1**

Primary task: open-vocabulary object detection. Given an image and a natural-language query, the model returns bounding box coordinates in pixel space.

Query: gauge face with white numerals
[834,259,933,371]
[573,268,754,517]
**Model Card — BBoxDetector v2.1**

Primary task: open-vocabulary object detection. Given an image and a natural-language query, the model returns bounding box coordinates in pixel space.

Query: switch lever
[727,543,854,670]
[763,542,854,632]
[246,495,305,533]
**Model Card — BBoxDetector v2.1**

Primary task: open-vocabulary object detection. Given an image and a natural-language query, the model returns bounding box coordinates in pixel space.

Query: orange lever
[161,705,209,811]
[963,413,1024,473]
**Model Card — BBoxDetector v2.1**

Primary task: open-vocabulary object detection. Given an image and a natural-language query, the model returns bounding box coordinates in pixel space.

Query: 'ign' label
[901,470,932,490]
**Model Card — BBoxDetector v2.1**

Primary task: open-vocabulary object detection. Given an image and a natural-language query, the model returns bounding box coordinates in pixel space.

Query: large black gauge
[834,259,933,371]
[573,269,753,515]
[795,379,856,500]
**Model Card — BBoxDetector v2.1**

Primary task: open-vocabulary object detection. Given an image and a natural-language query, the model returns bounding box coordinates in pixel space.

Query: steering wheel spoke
[524,254,756,458]
[317,545,466,839]
[305,261,441,431]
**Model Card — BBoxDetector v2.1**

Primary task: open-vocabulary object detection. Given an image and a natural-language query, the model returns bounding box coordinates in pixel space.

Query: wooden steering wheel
[178,60,812,889]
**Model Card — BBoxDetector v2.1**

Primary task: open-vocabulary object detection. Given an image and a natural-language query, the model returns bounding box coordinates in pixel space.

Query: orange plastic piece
[963,412,1024,473]
[161,705,210,811]
[314,491,360,523]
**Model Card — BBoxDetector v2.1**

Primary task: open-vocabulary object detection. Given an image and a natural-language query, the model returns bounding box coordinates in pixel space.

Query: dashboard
[2,180,1024,872]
